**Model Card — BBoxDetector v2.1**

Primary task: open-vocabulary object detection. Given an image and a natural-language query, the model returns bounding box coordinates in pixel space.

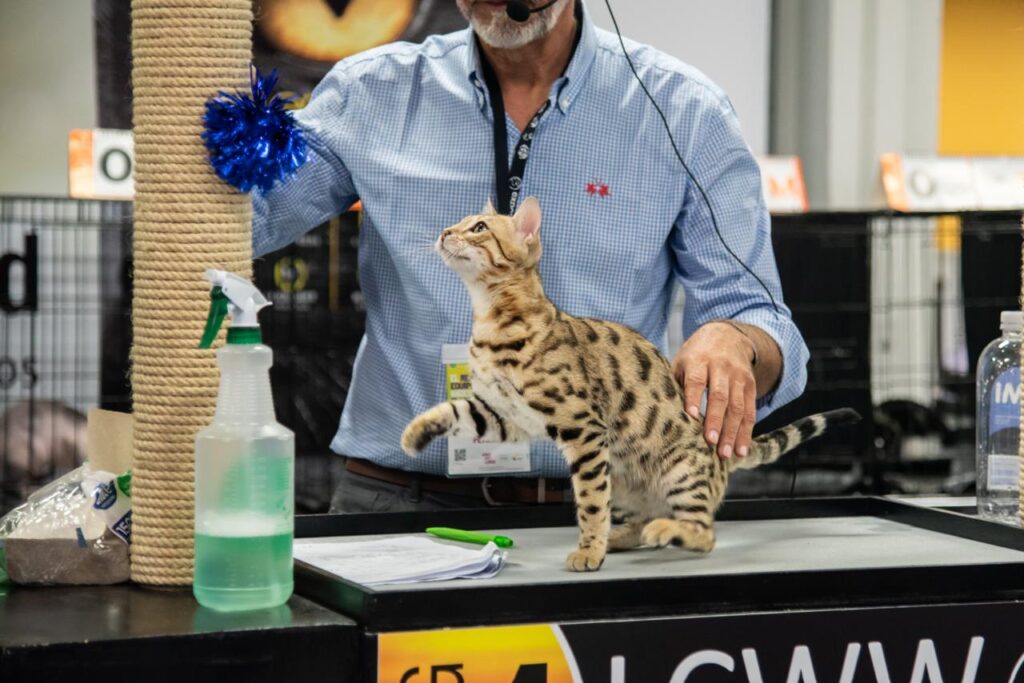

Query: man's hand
[671,322,759,459]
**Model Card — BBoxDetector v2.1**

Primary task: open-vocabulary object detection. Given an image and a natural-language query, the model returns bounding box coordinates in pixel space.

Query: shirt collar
[465,0,598,115]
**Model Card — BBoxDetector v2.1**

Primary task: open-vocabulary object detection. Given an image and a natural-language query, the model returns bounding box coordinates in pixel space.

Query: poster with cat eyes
[93,0,468,131]
[252,0,467,96]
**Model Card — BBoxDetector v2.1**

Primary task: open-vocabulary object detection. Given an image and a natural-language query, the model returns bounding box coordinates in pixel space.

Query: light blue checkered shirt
[253,2,809,478]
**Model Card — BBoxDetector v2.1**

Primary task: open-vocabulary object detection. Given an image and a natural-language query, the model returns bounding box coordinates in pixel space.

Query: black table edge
[294,496,1024,630]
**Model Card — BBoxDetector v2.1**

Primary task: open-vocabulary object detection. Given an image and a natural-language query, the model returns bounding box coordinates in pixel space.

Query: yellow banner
[378,623,579,683]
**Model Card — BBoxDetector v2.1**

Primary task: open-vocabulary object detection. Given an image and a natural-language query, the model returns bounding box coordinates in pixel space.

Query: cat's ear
[513,196,541,244]
[482,198,497,215]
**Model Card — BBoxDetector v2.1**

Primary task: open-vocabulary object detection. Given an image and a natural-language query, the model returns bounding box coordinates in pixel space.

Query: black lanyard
[477,6,582,215]
[479,57,551,216]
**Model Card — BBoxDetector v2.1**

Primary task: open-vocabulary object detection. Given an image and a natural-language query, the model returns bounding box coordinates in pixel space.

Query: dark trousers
[329,462,492,513]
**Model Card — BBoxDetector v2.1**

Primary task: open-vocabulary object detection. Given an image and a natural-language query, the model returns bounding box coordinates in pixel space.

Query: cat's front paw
[400,415,445,457]
[565,547,605,572]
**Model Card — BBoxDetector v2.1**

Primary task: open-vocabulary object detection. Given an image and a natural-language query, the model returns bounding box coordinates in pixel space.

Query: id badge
[442,344,531,476]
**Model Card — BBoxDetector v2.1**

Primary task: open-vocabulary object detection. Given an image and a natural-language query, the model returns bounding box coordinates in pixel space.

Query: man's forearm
[724,321,783,399]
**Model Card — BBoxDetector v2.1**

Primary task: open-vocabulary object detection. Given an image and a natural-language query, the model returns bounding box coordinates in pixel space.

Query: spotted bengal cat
[401,197,858,572]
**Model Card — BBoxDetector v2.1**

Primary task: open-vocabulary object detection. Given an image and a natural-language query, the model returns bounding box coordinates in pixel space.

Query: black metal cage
[742,210,1020,497]
[0,196,1019,512]
[0,196,363,513]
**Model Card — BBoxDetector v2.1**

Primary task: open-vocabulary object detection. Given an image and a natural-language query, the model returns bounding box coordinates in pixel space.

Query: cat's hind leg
[640,517,715,553]
[606,487,648,552]
[607,523,645,551]
[640,470,717,552]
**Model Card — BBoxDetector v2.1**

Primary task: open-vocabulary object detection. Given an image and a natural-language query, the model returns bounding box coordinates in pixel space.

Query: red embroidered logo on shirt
[586,180,610,198]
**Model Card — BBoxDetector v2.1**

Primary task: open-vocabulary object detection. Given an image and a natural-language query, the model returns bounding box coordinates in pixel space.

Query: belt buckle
[482,476,564,505]
[481,477,511,507]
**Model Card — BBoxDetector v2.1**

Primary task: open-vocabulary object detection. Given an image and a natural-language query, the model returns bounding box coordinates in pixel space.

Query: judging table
[3,496,1024,682]
[296,497,1024,682]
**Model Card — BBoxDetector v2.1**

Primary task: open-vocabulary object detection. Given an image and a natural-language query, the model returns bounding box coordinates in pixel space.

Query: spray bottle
[193,269,294,611]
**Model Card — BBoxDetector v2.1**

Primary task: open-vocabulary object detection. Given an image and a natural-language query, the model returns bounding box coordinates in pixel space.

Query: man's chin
[474,24,539,50]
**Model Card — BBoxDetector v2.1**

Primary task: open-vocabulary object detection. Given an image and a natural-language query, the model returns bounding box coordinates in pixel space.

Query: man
[254,0,808,512]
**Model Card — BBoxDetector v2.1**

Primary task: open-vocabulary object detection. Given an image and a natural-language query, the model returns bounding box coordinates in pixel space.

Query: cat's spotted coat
[402,197,858,571]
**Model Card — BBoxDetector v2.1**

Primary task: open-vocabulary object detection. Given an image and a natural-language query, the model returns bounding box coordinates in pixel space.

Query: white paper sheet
[294,536,507,585]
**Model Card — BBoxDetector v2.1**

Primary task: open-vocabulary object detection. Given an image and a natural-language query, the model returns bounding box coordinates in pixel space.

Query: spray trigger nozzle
[199,270,271,348]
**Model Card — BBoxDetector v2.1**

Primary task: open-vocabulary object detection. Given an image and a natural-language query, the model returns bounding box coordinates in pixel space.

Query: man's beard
[457,0,569,49]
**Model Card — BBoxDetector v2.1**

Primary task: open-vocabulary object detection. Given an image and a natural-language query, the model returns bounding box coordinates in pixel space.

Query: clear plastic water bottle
[193,270,294,611]
[976,310,1022,525]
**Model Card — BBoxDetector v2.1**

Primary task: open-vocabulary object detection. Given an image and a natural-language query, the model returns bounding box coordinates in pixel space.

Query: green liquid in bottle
[193,530,293,612]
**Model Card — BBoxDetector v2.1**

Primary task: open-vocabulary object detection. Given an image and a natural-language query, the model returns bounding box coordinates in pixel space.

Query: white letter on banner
[907,636,984,683]
[959,637,983,683]
[869,642,894,683]
[838,644,863,683]
[786,646,819,683]
[909,639,943,683]
[670,650,736,682]
[610,656,625,683]
[742,648,765,683]
[745,643,862,683]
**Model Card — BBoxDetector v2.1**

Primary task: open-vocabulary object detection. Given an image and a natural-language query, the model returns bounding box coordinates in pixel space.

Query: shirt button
[560,98,570,110]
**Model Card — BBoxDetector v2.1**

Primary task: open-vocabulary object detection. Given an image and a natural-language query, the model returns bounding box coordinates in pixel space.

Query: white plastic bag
[0,465,131,585]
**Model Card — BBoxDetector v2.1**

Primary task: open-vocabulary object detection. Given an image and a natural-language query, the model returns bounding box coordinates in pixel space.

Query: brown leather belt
[345,457,571,505]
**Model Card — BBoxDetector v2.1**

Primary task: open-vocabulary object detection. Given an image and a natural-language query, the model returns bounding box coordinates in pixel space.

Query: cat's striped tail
[730,408,861,472]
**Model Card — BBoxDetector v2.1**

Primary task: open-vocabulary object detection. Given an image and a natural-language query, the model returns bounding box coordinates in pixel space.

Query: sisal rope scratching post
[131,0,253,585]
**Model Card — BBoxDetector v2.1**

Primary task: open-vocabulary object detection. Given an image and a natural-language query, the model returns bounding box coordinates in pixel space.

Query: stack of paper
[293,536,507,585]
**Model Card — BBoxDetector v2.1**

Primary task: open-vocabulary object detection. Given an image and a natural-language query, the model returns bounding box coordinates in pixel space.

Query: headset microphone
[506,0,560,22]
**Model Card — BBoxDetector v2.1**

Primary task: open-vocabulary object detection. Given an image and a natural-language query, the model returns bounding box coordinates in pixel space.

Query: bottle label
[987,454,1020,491]
[83,470,133,543]
[988,366,1021,491]
[989,366,1021,436]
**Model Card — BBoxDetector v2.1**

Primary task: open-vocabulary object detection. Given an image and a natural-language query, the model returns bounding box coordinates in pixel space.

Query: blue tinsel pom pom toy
[202,66,308,194]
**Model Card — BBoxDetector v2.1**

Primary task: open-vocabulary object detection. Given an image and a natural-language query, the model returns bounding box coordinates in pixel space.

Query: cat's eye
[469,221,489,234]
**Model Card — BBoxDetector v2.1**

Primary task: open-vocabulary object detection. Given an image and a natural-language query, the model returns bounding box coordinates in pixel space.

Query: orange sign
[879,153,1024,211]
[68,128,134,199]
[758,156,808,213]
[378,623,580,683]
[880,152,909,211]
